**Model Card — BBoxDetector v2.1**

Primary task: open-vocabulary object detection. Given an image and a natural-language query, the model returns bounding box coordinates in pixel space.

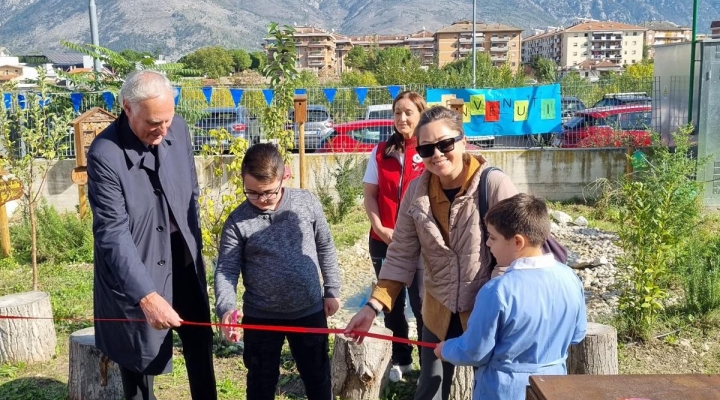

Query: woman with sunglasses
[362,90,426,382]
[346,106,518,400]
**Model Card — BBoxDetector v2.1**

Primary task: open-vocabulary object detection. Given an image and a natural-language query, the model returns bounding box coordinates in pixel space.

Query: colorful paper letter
[514,100,529,122]
[470,94,485,116]
[485,101,500,122]
[462,104,471,123]
[541,99,556,120]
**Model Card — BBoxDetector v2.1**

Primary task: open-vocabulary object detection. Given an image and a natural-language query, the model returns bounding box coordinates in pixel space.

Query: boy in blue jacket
[434,193,586,400]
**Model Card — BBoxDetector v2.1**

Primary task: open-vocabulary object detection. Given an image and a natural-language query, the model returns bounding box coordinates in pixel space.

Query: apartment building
[712,21,720,38]
[265,26,337,73]
[642,21,691,58]
[405,29,435,66]
[434,21,522,71]
[523,20,645,69]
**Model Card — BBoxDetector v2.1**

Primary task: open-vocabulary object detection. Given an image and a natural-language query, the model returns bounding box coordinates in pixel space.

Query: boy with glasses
[214,143,341,400]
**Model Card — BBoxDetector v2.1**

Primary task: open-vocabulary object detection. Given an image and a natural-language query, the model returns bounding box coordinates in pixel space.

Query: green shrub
[315,155,365,224]
[9,202,93,264]
[681,236,720,316]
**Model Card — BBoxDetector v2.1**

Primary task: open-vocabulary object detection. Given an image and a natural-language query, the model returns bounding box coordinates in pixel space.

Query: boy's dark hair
[484,193,550,247]
[241,143,285,183]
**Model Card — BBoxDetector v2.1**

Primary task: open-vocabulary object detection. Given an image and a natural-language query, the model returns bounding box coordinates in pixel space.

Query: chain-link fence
[3,76,691,158]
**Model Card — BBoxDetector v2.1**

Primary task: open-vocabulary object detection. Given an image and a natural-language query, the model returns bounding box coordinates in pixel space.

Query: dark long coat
[87,112,208,374]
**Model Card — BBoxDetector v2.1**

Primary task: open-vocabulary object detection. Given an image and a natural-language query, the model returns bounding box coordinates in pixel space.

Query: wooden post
[294,95,308,188]
[567,322,619,375]
[0,175,23,256]
[0,203,10,257]
[68,327,123,400]
[0,291,57,363]
[78,185,87,220]
[625,145,634,175]
[331,326,393,400]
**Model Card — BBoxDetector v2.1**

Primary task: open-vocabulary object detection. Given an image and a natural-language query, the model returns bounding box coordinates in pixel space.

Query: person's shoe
[388,364,413,382]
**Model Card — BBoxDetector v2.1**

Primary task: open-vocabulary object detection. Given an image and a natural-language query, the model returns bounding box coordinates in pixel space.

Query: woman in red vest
[362,91,426,382]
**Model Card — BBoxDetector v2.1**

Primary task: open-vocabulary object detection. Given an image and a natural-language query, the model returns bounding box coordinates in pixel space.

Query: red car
[317,120,396,153]
[559,105,653,148]
[317,119,484,153]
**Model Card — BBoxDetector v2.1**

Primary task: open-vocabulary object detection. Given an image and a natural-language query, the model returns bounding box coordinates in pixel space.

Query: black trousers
[120,233,217,400]
[369,237,424,366]
[242,310,332,400]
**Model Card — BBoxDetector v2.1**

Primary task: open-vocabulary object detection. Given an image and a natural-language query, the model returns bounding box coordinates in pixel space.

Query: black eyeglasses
[244,181,282,201]
[415,135,464,158]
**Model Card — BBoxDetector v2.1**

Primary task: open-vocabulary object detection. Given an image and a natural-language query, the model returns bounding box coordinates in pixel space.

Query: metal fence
[3,76,692,158]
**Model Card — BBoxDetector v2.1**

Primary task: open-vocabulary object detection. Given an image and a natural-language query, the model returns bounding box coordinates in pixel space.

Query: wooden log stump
[0,291,57,363]
[567,322,618,375]
[331,326,393,400]
[68,327,123,400]
[449,366,474,400]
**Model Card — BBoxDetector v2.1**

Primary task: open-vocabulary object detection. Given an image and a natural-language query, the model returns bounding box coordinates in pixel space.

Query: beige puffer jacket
[376,156,517,338]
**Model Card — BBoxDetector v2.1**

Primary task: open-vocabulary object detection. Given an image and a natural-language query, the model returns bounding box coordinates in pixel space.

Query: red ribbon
[0,315,437,348]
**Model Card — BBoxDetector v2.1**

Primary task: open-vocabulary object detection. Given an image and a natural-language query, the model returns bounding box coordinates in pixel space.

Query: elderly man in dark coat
[87,70,217,400]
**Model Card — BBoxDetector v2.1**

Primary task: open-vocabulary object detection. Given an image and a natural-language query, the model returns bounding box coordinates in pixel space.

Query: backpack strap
[479,166,501,267]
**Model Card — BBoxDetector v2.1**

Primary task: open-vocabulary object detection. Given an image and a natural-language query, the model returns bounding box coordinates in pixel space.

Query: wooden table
[527,374,720,400]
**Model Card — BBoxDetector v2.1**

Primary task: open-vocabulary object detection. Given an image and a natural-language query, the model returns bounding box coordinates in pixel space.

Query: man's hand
[324,298,341,317]
[343,302,378,344]
[139,292,182,330]
[221,310,243,343]
[434,341,446,361]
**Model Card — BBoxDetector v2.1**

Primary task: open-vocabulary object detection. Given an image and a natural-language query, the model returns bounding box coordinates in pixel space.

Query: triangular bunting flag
[102,91,115,111]
[173,87,181,106]
[295,89,306,95]
[201,87,213,105]
[323,88,337,104]
[70,93,84,112]
[262,89,275,106]
[230,88,244,107]
[387,85,401,100]
[4,93,12,110]
[38,95,51,109]
[355,87,368,105]
[18,94,27,110]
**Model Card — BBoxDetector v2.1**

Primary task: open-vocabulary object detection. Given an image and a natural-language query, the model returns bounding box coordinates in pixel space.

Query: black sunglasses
[416,135,464,158]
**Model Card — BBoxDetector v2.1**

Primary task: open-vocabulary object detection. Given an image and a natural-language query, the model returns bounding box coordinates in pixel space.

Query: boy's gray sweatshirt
[214,188,341,320]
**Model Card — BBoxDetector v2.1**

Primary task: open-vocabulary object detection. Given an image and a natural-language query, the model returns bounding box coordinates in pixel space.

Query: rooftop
[642,21,691,31]
[565,21,646,33]
[435,21,521,34]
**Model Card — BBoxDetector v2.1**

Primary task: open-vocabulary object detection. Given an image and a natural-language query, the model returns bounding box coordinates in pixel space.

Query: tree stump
[449,366,474,400]
[68,327,123,400]
[567,322,618,375]
[331,326,393,400]
[0,291,57,363]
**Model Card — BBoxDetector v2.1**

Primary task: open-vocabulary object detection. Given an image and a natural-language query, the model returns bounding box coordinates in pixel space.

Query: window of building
[632,41,636,45]
[573,42,578,47]
[511,62,516,66]
[512,42,517,47]
[632,59,637,63]
[574,33,578,37]
[633,32,638,36]
[573,52,577,56]
[632,50,637,55]
[585,72,589,77]
[584,33,588,37]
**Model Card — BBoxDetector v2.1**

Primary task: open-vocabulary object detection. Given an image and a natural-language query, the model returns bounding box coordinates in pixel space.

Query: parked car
[317,119,484,153]
[365,104,393,120]
[558,105,652,148]
[561,96,586,122]
[193,106,260,151]
[592,92,651,108]
[287,105,334,151]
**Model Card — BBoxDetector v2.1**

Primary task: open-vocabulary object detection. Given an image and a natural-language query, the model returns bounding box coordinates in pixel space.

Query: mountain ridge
[0,0,716,59]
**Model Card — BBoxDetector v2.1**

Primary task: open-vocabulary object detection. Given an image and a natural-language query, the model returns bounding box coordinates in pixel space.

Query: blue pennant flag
[355,87,368,105]
[70,92,84,112]
[387,85,401,100]
[262,89,274,106]
[201,87,213,105]
[172,87,181,106]
[18,94,27,110]
[38,95,51,109]
[323,88,337,104]
[102,91,115,111]
[229,88,244,107]
[294,89,306,96]
[3,93,12,110]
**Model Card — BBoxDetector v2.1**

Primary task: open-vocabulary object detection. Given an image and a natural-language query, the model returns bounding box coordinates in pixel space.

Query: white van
[365,104,393,120]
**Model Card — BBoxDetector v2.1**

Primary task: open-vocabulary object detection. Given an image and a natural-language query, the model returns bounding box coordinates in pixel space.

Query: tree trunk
[68,327,124,400]
[0,291,57,363]
[567,322,618,375]
[331,326,393,400]
[29,200,37,291]
[449,366,475,400]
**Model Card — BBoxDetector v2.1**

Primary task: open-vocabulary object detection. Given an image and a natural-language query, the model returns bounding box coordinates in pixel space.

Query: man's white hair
[119,70,174,108]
